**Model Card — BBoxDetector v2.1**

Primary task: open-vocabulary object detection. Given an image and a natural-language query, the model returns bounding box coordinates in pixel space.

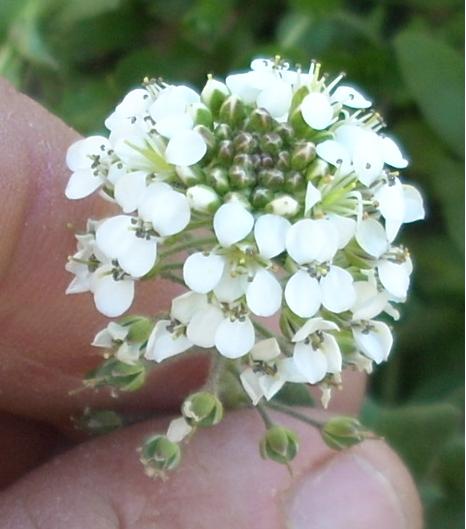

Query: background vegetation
[0,0,463,526]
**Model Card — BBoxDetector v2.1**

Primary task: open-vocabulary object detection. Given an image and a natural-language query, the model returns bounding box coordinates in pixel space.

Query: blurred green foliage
[0,0,463,526]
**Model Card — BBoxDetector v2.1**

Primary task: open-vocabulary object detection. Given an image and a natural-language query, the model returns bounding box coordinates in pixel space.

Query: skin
[0,78,423,528]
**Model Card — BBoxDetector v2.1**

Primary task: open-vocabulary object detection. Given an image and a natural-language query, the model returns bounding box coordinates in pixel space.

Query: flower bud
[175,165,204,186]
[321,416,369,450]
[215,123,232,140]
[291,141,316,170]
[245,108,274,132]
[76,408,123,436]
[229,165,256,189]
[194,124,216,151]
[274,123,295,144]
[276,151,290,171]
[289,108,311,137]
[259,168,285,190]
[266,194,300,217]
[206,166,230,194]
[233,131,257,153]
[201,77,229,115]
[306,158,330,180]
[219,95,245,128]
[260,132,283,155]
[182,391,224,427]
[84,358,146,392]
[285,171,305,192]
[140,434,181,472]
[217,140,235,163]
[260,154,275,169]
[252,187,274,208]
[191,103,213,128]
[289,84,309,114]
[186,184,220,213]
[233,153,254,170]
[118,315,154,343]
[224,190,252,209]
[260,425,299,464]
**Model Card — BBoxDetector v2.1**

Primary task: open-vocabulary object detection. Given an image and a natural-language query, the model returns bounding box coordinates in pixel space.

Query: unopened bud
[252,187,274,208]
[291,141,316,170]
[285,171,305,192]
[215,123,232,140]
[306,158,330,180]
[194,125,216,151]
[219,95,245,128]
[140,434,181,472]
[84,358,146,392]
[246,107,274,132]
[201,77,230,115]
[217,140,235,163]
[260,425,299,464]
[229,165,256,189]
[186,184,220,213]
[118,315,153,343]
[260,132,283,155]
[266,194,300,217]
[233,131,257,153]
[76,408,123,436]
[206,166,230,194]
[276,151,290,171]
[191,103,213,128]
[224,190,252,209]
[321,416,370,450]
[274,122,295,144]
[182,391,224,427]
[259,168,285,190]
[175,164,204,186]
[289,85,310,114]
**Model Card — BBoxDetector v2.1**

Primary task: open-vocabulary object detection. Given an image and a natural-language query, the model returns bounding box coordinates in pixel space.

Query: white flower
[90,264,135,317]
[377,256,413,300]
[352,321,393,364]
[92,322,129,348]
[144,320,192,362]
[105,88,153,132]
[292,318,342,384]
[213,202,254,247]
[301,92,335,130]
[331,85,371,109]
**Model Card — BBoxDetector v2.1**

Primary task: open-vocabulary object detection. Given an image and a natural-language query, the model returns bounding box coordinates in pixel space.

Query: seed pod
[321,416,369,450]
[141,435,181,471]
[182,391,224,427]
[260,425,299,464]
[259,168,285,190]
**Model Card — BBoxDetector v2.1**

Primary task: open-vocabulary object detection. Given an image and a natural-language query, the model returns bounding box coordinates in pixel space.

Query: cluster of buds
[65,57,424,474]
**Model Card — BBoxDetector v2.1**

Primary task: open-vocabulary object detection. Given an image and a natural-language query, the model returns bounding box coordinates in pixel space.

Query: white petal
[116,342,141,364]
[114,88,151,117]
[225,72,261,104]
[304,182,321,214]
[66,136,110,171]
[315,140,352,175]
[321,334,342,373]
[118,237,157,277]
[240,368,264,405]
[254,214,290,259]
[334,124,366,155]
[138,182,174,222]
[277,357,308,383]
[259,374,286,401]
[183,252,225,293]
[293,342,327,384]
[165,130,207,166]
[327,214,356,249]
[293,317,339,342]
[150,189,191,236]
[378,260,410,299]
[256,79,292,118]
[375,178,405,223]
[166,417,193,443]
[95,215,135,259]
[246,269,282,317]
[155,113,194,139]
[144,321,192,362]
[351,281,388,320]
[320,266,356,313]
[213,267,248,303]
[331,85,371,109]
[215,317,255,359]
[301,92,334,130]
[250,337,281,362]
[402,185,425,223]
[380,136,408,168]
[186,305,224,348]
[114,170,148,213]
[352,133,384,186]
[353,321,393,364]
[171,291,208,325]
[65,170,103,199]
[356,218,389,258]
[149,86,198,121]
[93,274,134,317]
[285,271,321,318]
[213,202,254,247]
[286,218,339,264]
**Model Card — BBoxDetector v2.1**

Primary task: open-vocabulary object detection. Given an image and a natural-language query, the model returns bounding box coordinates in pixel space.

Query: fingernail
[285,452,406,529]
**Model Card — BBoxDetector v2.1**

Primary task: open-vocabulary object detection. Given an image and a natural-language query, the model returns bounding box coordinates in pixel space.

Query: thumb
[0,409,422,529]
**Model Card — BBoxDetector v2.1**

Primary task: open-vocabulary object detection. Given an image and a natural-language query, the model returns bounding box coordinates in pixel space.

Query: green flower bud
[84,358,146,392]
[224,190,252,209]
[118,315,154,343]
[182,391,224,427]
[259,168,285,190]
[229,165,256,189]
[285,171,305,192]
[245,108,274,132]
[219,95,245,128]
[194,124,216,151]
[266,194,300,217]
[276,151,291,171]
[233,153,254,170]
[321,416,369,450]
[274,123,295,144]
[233,131,257,153]
[252,187,274,208]
[290,108,312,137]
[206,166,230,194]
[76,408,123,436]
[306,158,330,180]
[291,141,316,170]
[289,85,309,115]
[214,123,232,140]
[141,434,181,472]
[186,184,220,213]
[191,103,213,128]
[175,165,204,186]
[260,154,275,169]
[201,77,230,115]
[260,425,299,464]
[260,132,283,155]
[217,140,235,163]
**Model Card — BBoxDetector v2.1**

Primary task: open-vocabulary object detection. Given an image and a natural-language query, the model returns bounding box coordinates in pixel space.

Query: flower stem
[265,401,324,429]
[257,403,274,429]
[159,236,216,258]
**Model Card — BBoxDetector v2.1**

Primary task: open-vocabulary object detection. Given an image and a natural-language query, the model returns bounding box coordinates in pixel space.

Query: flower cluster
[66,57,424,473]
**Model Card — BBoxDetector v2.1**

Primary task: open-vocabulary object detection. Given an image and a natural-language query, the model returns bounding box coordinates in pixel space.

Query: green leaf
[273,382,314,407]
[394,30,464,157]
[55,0,121,26]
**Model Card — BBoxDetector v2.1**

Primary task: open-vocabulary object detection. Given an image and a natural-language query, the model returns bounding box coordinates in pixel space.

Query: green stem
[257,403,274,428]
[160,272,185,286]
[266,401,323,429]
[159,236,217,258]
